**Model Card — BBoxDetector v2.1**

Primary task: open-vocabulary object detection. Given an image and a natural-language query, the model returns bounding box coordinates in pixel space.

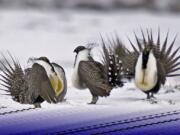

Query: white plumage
[72,49,90,89]
[33,60,56,78]
[135,51,158,91]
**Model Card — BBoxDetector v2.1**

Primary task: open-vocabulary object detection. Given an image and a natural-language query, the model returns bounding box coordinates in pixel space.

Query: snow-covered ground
[0,9,180,127]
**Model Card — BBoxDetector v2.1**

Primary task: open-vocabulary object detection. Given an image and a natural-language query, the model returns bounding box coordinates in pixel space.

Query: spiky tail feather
[128,29,180,78]
[101,38,124,88]
[104,35,135,82]
[0,52,27,103]
[136,29,180,77]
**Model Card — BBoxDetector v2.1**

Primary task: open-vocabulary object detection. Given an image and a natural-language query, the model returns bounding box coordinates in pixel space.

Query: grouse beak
[73,48,78,53]
[73,46,87,54]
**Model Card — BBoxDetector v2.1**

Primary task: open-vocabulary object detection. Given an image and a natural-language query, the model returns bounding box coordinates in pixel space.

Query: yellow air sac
[50,75,63,96]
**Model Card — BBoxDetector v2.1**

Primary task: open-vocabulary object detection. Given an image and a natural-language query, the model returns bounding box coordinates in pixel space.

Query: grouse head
[73,46,86,54]
[28,56,55,73]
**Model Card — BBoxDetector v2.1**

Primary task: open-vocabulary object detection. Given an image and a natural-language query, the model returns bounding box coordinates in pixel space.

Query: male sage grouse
[72,43,124,104]
[114,29,180,100]
[0,54,67,107]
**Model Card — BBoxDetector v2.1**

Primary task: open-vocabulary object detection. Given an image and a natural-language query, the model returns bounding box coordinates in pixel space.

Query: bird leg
[149,99,158,104]
[34,103,41,108]
[146,92,157,104]
[147,93,150,99]
[150,92,156,99]
[89,96,98,104]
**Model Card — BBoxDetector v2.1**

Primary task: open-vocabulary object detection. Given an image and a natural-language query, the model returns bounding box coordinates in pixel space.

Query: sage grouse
[115,29,180,99]
[0,54,67,107]
[72,44,124,104]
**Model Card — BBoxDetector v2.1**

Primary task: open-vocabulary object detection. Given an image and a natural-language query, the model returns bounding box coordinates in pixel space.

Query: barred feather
[0,53,27,103]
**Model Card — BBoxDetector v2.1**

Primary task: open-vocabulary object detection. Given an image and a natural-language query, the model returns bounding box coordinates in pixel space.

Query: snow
[0,9,180,126]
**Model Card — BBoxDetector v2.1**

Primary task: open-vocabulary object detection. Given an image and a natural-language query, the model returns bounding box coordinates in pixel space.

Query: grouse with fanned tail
[72,43,124,104]
[114,29,180,99]
[0,54,67,107]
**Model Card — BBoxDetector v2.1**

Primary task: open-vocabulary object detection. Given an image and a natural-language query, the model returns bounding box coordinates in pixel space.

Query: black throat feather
[142,51,150,69]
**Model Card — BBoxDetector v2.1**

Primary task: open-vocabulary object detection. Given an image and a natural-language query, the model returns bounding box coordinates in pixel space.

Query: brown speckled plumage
[0,53,67,108]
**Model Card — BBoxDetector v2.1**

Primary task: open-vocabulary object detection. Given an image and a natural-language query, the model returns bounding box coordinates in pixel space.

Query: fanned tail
[130,29,180,78]
[112,36,137,79]
[101,37,125,88]
[0,52,27,103]
[142,29,180,77]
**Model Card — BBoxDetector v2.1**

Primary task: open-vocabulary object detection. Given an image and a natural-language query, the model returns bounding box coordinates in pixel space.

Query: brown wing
[27,63,57,103]
[78,61,112,97]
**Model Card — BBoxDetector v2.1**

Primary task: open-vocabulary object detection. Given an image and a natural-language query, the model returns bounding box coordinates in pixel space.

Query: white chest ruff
[72,72,86,89]
[34,60,55,78]
[29,59,64,95]
[72,50,89,89]
[135,52,158,91]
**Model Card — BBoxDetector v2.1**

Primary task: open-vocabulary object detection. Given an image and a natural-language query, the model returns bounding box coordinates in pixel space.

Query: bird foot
[34,103,41,108]
[146,99,175,105]
[62,98,67,102]
[149,98,158,104]
[59,98,67,102]
[150,95,156,99]
[88,102,96,105]
[143,98,158,104]
[88,96,98,105]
